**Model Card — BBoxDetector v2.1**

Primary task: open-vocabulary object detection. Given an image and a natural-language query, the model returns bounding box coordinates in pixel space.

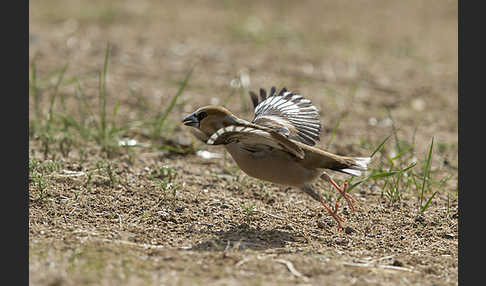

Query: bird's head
[182,106,243,138]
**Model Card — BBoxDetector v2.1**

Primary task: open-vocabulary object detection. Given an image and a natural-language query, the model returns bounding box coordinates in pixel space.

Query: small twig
[235,257,251,267]
[57,170,87,177]
[276,259,309,282]
[342,262,417,273]
[357,255,395,263]
[254,208,285,220]
[376,255,395,262]
[117,213,123,228]
[101,238,164,249]
[69,206,78,216]
[224,240,231,251]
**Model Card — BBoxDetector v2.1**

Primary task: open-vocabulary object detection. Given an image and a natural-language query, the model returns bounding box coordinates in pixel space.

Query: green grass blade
[74,79,96,121]
[30,60,42,119]
[400,161,417,173]
[222,88,237,107]
[370,134,391,158]
[421,191,438,213]
[46,64,68,133]
[326,117,342,149]
[98,43,111,142]
[345,179,366,193]
[390,145,414,161]
[386,108,401,153]
[369,170,400,179]
[420,137,434,208]
[346,161,416,194]
[152,67,194,139]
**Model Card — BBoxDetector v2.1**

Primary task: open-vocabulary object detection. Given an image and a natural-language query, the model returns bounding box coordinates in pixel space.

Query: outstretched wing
[205,123,305,159]
[249,87,322,146]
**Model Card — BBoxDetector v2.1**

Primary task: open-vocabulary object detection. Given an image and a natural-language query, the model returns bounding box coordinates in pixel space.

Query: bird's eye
[197,112,208,121]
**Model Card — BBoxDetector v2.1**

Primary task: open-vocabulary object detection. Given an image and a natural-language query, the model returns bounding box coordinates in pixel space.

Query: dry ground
[29,1,458,285]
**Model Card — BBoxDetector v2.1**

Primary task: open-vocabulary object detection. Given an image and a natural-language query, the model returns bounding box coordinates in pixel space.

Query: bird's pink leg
[320,199,344,230]
[328,179,356,211]
[321,173,357,211]
[301,184,345,230]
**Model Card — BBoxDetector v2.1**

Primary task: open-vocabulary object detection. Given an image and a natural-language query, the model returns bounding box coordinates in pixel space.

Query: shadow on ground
[189,223,303,251]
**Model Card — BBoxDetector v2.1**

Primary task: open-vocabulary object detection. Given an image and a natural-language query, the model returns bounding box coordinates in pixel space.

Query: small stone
[443,233,455,239]
[415,215,425,224]
[209,201,221,207]
[392,260,404,267]
[342,208,349,216]
[282,224,294,231]
[344,226,355,234]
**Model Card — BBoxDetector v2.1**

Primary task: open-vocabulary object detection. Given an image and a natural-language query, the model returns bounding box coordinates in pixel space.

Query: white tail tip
[340,157,371,177]
[340,168,363,177]
[354,157,371,170]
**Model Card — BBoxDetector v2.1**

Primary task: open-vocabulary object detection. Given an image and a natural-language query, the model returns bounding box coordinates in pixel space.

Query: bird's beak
[182,113,199,127]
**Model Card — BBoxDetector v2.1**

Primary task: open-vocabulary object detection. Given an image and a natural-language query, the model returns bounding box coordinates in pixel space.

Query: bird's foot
[320,199,344,230]
[329,180,356,211]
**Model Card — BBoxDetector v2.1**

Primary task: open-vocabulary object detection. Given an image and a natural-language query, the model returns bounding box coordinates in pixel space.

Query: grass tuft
[345,130,442,212]
[241,202,257,224]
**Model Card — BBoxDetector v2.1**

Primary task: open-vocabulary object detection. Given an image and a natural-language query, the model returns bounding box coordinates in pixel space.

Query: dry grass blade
[342,262,417,273]
[275,259,309,282]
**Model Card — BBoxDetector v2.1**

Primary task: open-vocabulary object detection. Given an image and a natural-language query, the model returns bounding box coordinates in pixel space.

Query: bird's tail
[337,157,371,177]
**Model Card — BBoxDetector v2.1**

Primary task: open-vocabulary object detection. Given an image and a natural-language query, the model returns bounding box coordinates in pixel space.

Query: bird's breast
[224,143,319,187]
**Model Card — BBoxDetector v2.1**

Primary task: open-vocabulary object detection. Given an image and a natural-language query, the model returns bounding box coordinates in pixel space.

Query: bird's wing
[205,123,305,159]
[249,87,322,146]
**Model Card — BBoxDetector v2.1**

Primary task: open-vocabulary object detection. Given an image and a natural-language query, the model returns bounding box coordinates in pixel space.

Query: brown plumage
[183,87,371,229]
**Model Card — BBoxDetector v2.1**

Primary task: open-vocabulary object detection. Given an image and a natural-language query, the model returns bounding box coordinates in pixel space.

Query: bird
[182,86,371,230]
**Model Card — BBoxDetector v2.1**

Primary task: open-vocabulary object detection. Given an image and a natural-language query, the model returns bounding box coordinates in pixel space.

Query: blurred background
[29,0,457,153]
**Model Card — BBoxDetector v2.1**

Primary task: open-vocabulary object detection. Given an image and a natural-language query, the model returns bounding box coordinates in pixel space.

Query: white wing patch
[216,128,225,135]
[206,125,269,145]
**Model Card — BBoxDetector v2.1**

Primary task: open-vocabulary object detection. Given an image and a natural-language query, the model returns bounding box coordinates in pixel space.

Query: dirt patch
[29,1,457,285]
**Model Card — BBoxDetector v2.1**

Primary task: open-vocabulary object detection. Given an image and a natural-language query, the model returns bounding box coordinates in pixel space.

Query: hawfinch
[183,87,370,229]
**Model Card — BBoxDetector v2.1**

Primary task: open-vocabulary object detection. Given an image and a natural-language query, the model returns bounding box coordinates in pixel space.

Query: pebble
[392,259,404,267]
[442,233,455,239]
[344,226,355,234]
[415,214,426,224]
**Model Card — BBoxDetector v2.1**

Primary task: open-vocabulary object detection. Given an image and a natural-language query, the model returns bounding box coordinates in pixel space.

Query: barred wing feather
[249,87,322,146]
